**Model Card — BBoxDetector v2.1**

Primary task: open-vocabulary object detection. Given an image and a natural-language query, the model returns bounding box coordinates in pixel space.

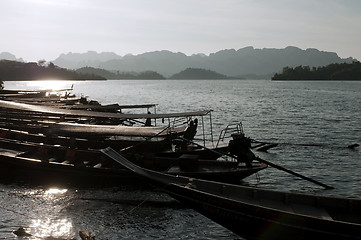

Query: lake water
[1,80,361,239]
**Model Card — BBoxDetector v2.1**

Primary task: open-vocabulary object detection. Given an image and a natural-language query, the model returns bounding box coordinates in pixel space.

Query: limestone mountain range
[1,46,356,79]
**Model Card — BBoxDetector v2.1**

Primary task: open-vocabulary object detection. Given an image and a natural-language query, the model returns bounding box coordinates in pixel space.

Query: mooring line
[251,139,359,150]
[94,185,169,238]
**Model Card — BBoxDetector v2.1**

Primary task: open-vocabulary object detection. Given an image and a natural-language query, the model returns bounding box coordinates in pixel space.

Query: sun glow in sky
[1,0,361,61]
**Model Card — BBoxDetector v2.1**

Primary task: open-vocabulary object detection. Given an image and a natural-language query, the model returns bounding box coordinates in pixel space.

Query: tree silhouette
[272,61,361,80]
[0,60,105,80]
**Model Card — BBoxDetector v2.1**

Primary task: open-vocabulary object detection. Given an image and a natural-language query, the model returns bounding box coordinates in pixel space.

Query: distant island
[169,68,235,79]
[76,67,165,80]
[272,61,361,80]
[75,67,236,80]
[0,60,105,81]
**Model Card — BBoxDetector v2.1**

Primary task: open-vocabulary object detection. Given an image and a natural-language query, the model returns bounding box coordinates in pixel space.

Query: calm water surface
[1,80,361,239]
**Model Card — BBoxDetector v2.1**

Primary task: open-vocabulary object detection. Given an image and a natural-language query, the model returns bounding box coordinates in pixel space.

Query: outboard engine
[183,118,198,141]
[174,118,198,152]
[228,133,255,166]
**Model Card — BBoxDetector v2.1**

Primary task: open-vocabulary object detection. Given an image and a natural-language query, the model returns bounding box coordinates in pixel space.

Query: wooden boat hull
[0,145,266,187]
[46,122,187,138]
[0,99,211,121]
[154,144,229,160]
[0,152,142,187]
[0,127,175,153]
[165,184,361,240]
[102,147,361,240]
[0,128,228,160]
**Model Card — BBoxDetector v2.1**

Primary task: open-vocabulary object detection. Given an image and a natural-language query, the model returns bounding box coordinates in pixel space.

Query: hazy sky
[1,0,360,61]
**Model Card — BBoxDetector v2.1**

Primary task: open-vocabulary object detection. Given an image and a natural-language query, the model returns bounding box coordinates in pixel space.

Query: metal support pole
[201,116,205,147]
[209,111,214,147]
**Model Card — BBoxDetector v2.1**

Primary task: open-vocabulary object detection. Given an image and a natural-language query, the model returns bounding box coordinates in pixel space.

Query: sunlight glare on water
[44,188,68,199]
[30,218,73,238]
[45,188,68,195]
[26,80,74,91]
[6,80,75,91]
[28,188,73,238]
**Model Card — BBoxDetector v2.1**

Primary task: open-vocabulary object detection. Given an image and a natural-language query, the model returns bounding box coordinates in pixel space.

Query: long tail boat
[0,99,211,124]
[103,147,361,240]
[0,98,215,152]
[0,143,267,187]
[1,90,278,154]
[0,127,228,159]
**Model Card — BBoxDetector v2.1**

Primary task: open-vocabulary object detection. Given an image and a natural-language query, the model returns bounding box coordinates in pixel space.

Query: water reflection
[23,187,68,199]
[30,218,73,238]
[45,188,68,196]
[27,188,73,238]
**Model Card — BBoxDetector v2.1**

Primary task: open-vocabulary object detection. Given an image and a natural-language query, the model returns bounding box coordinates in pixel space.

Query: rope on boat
[255,172,261,184]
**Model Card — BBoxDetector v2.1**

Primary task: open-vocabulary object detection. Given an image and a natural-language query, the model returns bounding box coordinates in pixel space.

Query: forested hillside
[76,67,165,79]
[272,61,361,80]
[0,60,105,81]
[169,68,233,79]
